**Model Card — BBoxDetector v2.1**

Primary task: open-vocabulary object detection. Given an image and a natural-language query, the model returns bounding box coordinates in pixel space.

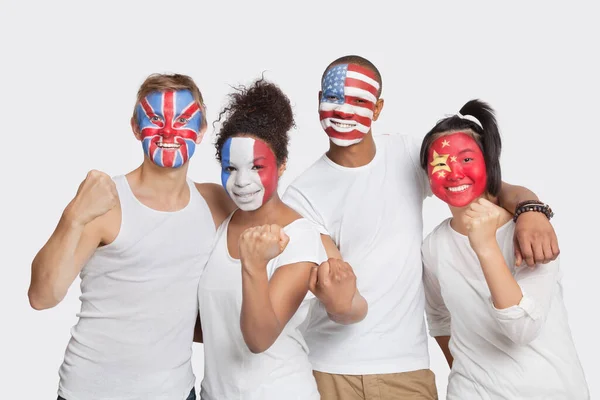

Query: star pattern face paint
[427,132,487,207]
[319,63,380,147]
[220,137,278,211]
[136,90,202,168]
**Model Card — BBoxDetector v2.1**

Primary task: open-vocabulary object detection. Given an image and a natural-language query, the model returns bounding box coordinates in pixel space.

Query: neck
[129,158,190,200]
[235,193,286,226]
[326,132,376,168]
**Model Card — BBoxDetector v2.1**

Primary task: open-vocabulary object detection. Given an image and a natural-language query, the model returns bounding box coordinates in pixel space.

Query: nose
[448,164,465,181]
[333,102,354,118]
[234,169,251,188]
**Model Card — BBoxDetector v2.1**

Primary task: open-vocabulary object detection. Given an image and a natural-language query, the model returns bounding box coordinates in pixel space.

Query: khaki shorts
[313,369,438,400]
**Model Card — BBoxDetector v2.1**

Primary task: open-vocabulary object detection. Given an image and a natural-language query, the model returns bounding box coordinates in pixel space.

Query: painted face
[136,90,202,168]
[221,137,278,211]
[319,63,380,147]
[427,132,487,207]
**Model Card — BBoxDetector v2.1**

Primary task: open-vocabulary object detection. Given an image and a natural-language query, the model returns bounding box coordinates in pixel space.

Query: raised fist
[309,258,357,316]
[66,170,118,226]
[239,224,290,271]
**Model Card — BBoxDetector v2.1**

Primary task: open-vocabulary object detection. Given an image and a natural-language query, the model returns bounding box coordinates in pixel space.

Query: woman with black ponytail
[196,78,367,400]
[420,100,589,399]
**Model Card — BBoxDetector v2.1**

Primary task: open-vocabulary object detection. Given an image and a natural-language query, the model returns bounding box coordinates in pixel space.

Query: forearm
[476,244,523,309]
[497,182,538,214]
[29,213,86,309]
[327,290,368,325]
[240,266,282,353]
[434,336,453,368]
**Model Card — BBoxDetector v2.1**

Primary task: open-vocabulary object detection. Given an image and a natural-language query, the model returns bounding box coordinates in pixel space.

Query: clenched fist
[239,224,290,272]
[66,170,118,226]
[309,258,357,316]
[464,198,502,253]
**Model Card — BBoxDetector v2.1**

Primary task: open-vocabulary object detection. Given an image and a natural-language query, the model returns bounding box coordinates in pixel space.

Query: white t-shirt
[282,133,431,375]
[198,214,327,400]
[59,175,215,400]
[422,218,590,400]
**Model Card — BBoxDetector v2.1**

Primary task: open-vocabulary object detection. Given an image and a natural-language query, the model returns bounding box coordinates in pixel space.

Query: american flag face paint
[220,137,278,211]
[428,132,487,207]
[319,63,380,147]
[136,90,202,168]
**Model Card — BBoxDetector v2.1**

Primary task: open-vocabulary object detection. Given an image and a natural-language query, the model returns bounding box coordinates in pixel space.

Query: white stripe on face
[346,70,380,91]
[225,137,266,211]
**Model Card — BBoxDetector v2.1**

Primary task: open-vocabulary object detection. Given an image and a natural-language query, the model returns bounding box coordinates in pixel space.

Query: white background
[1,1,598,398]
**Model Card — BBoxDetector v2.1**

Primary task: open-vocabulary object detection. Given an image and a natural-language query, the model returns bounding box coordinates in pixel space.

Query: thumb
[514,235,523,267]
[308,266,318,293]
[279,229,290,251]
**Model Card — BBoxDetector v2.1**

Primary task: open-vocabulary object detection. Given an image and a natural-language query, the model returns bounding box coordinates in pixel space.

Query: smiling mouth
[331,120,356,129]
[233,190,261,200]
[446,184,471,193]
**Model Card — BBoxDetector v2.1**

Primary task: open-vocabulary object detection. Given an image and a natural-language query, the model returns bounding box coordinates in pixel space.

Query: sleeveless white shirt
[58,175,215,400]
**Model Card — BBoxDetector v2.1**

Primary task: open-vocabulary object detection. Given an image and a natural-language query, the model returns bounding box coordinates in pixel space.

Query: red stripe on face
[343,95,375,111]
[141,99,163,127]
[319,110,372,127]
[344,78,379,98]
[324,127,364,141]
[173,102,200,129]
[253,139,278,206]
[348,63,378,80]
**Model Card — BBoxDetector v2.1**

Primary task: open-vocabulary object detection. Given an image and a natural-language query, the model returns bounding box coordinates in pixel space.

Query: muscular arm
[240,261,314,353]
[28,207,110,310]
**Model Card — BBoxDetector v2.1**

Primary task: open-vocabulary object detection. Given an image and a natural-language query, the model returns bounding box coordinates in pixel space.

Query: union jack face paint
[220,137,278,211]
[136,90,202,168]
[428,132,487,207]
[319,63,380,147]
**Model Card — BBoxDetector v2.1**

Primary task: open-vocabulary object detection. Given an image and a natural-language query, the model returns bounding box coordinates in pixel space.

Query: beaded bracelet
[513,200,554,222]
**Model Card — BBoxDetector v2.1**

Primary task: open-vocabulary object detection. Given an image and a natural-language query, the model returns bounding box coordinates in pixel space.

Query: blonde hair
[132,73,207,130]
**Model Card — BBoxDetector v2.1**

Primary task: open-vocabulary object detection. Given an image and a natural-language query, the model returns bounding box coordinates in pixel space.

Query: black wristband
[513,200,554,222]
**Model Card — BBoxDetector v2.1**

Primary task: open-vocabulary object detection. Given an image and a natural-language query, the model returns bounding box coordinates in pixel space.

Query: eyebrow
[253,156,266,162]
[457,148,476,154]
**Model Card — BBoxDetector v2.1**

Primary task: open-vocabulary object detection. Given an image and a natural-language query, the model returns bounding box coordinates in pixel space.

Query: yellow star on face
[441,139,450,148]
[437,171,446,178]
[450,156,457,163]
[429,150,452,174]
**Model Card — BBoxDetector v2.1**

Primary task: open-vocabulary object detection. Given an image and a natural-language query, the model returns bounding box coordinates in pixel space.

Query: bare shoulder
[194,182,236,228]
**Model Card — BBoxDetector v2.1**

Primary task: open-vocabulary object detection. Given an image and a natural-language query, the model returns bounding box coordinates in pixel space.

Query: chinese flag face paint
[427,132,487,207]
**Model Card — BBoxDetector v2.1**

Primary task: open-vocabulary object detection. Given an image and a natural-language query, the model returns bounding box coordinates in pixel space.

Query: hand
[239,224,290,272]
[308,258,357,316]
[514,212,559,267]
[65,170,118,226]
[464,198,502,254]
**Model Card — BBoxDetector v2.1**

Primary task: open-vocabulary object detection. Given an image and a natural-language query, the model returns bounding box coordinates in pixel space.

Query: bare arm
[313,235,368,325]
[497,181,559,266]
[241,260,313,353]
[435,335,453,368]
[28,170,118,310]
[195,183,236,229]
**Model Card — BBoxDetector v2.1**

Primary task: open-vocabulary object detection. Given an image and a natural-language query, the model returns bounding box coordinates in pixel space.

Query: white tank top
[58,175,215,400]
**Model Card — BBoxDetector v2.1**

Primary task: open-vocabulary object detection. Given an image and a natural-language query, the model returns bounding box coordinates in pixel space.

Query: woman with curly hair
[197,78,367,399]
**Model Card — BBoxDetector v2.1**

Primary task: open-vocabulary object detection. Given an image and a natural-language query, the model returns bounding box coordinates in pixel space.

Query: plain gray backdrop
[2,1,598,398]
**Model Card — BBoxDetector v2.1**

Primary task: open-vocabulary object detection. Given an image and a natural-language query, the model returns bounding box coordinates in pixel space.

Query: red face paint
[427,132,487,207]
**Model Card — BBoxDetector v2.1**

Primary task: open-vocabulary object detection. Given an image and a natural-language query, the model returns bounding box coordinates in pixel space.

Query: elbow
[245,339,272,354]
[27,282,62,310]
[28,290,59,310]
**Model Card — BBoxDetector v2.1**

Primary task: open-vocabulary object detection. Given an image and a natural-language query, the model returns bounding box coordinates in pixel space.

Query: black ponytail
[419,99,502,196]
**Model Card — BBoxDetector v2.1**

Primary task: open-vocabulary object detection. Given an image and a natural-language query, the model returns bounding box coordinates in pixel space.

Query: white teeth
[332,121,356,128]
[447,185,470,192]
[157,143,181,149]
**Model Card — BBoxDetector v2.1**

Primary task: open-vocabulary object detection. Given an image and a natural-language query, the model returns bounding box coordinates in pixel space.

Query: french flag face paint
[220,137,278,211]
[319,63,380,147]
[136,89,202,168]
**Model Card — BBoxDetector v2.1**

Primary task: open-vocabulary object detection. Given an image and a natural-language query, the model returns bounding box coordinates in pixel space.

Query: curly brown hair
[214,78,294,165]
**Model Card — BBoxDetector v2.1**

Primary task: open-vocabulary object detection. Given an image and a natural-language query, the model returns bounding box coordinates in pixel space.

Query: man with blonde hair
[29,73,233,400]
